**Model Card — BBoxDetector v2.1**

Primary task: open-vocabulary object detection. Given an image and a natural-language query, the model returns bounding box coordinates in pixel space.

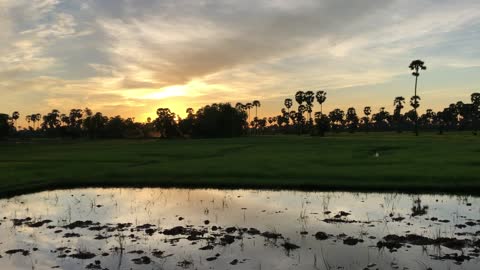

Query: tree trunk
[414,75,419,136]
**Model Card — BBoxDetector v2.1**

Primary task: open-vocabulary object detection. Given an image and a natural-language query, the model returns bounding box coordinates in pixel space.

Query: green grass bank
[1,133,480,197]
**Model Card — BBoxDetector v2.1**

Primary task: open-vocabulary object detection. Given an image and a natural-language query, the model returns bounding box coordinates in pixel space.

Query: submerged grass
[1,132,480,197]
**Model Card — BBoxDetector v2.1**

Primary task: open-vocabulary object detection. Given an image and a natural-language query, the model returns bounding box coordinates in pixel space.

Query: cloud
[1,0,480,121]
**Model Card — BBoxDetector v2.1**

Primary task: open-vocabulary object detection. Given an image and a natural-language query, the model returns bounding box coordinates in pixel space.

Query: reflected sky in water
[0,188,479,270]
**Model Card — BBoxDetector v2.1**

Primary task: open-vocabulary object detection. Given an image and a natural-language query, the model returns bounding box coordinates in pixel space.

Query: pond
[0,188,479,270]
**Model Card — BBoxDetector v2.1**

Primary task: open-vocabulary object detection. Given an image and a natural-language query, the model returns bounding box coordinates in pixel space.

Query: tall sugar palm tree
[471,92,480,135]
[304,91,315,123]
[186,107,194,116]
[295,91,305,105]
[393,96,405,133]
[393,97,405,112]
[235,102,244,111]
[363,106,371,117]
[245,103,253,124]
[34,113,41,129]
[410,95,421,130]
[346,107,358,133]
[252,100,261,118]
[409,59,427,136]
[284,98,293,111]
[363,106,371,133]
[284,98,293,126]
[12,111,19,128]
[315,91,327,117]
[25,115,32,128]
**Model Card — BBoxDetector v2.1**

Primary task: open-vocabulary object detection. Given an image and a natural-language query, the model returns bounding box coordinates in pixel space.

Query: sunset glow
[1,0,480,123]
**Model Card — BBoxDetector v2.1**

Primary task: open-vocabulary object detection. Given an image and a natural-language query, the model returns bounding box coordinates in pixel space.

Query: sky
[1,0,480,125]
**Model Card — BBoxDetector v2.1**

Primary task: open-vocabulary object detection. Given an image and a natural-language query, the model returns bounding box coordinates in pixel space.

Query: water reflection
[0,188,479,270]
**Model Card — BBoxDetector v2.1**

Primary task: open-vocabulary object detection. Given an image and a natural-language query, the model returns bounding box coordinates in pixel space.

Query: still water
[0,188,479,270]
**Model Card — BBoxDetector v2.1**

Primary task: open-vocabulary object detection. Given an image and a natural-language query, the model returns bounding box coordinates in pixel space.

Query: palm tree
[11,111,19,128]
[409,59,427,136]
[423,109,435,128]
[393,97,405,112]
[363,106,371,133]
[34,113,41,129]
[289,110,297,126]
[304,91,315,123]
[393,96,405,133]
[410,96,421,115]
[60,114,70,126]
[25,115,32,128]
[315,91,327,117]
[329,108,345,132]
[373,107,391,130]
[295,91,305,105]
[252,100,261,118]
[235,102,244,111]
[42,109,61,129]
[297,105,307,134]
[84,108,93,117]
[346,107,358,133]
[245,103,253,124]
[186,108,194,117]
[363,107,371,117]
[284,99,293,112]
[471,93,480,135]
[284,98,293,126]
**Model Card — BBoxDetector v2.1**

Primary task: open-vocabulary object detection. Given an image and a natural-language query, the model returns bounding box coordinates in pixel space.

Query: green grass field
[1,133,480,197]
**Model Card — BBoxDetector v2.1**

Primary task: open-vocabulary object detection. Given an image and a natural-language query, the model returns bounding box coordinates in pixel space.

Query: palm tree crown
[409,60,427,77]
[295,91,305,105]
[284,99,292,109]
[252,100,261,118]
[363,106,371,116]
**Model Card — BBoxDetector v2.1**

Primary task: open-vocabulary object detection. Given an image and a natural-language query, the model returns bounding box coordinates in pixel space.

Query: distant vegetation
[2,60,480,139]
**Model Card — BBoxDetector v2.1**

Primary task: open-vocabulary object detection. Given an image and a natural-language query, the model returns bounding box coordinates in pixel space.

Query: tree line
[1,59,480,139]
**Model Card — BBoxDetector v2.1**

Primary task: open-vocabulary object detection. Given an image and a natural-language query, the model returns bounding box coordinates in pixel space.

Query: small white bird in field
[375,152,380,158]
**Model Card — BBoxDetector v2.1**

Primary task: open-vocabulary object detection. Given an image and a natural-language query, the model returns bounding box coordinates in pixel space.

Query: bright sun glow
[141,85,188,100]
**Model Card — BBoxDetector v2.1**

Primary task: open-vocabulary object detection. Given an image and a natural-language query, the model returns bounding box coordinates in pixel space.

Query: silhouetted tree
[41,109,61,136]
[409,59,427,136]
[245,103,253,124]
[155,108,179,139]
[284,98,293,126]
[346,107,358,133]
[304,91,315,124]
[329,108,344,132]
[0,113,11,138]
[471,93,480,135]
[235,103,244,111]
[373,107,390,130]
[315,91,327,116]
[420,109,435,130]
[393,96,405,133]
[314,111,329,136]
[363,106,372,133]
[297,104,307,134]
[409,95,420,134]
[25,115,32,128]
[252,100,261,119]
[190,103,247,138]
[11,111,19,128]
[83,111,108,139]
[289,110,297,127]
[295,91,305,106]
[284,99,293,112]
[33,113,41,129]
